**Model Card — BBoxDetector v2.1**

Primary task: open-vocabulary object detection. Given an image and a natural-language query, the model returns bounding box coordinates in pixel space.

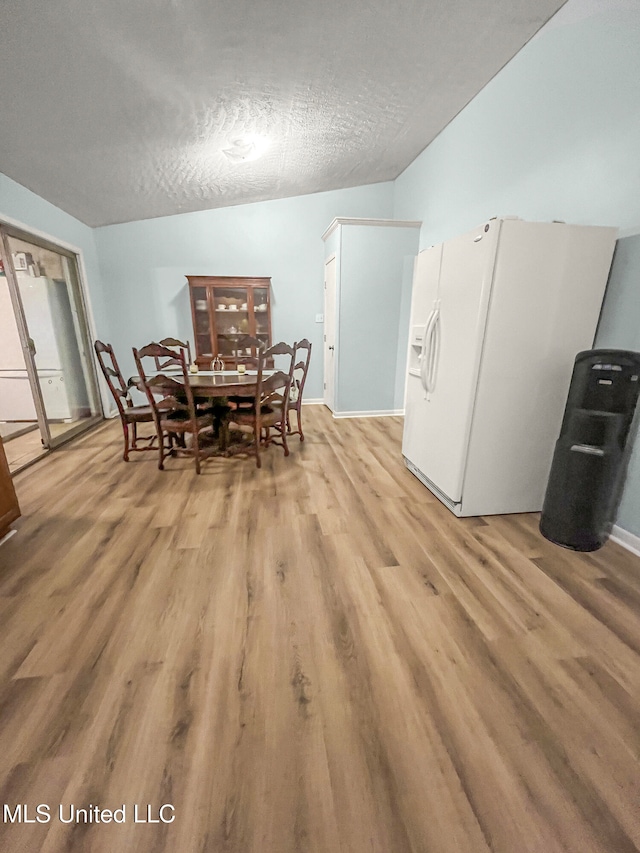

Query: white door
[17,274,61,369]
[403,222,499,504]
[323,254,337,410]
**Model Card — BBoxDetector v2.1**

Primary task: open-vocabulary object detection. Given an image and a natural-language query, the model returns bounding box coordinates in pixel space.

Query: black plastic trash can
[540,348,640,551]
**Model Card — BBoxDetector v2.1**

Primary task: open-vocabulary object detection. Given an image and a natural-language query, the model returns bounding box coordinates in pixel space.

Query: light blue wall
[337,225,419,413]
[394,257,416,410]
[595,234,640,537]
[393,0,640,536]
[596,236,640,354]
[94,182,394,396]
[394,4,640,244]
[0,174,108,346]
[323,229,340,264]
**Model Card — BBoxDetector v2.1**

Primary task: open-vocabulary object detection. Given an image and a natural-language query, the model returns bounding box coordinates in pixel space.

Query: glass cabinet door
[192,286,213,360]
[253,286,270,348]
[212,286,250,362]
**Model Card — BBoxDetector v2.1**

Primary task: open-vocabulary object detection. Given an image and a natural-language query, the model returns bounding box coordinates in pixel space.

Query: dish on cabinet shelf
[187,275,272,366]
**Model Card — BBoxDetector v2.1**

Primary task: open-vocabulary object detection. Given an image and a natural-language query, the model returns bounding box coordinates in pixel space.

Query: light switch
[315,313,324,323]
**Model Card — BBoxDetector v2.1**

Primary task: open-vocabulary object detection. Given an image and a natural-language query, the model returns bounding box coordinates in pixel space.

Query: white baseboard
[332,409,404,419]
[610,525,640,558]
[0,529,17,548]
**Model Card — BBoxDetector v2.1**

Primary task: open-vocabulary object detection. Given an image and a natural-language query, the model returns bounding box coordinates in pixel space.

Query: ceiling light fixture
[222,134,270,163]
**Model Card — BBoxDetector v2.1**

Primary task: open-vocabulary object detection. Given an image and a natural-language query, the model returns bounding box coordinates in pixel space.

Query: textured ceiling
[0,0,566,227]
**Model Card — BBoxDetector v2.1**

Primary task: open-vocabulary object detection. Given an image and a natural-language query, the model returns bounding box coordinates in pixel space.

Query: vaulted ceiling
[0,0,566,227]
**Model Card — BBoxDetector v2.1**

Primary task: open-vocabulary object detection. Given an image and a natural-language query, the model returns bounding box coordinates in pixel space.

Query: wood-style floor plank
[1,407,639,852]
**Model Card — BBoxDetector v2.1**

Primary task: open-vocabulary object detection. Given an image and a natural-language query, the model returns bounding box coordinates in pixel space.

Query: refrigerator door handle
[425,307,441,394]
[420,309,437,393]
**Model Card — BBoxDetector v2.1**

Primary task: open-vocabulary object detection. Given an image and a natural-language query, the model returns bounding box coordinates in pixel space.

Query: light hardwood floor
[1,425,46,471]
[1,407,639,853]
[1,420,93,473]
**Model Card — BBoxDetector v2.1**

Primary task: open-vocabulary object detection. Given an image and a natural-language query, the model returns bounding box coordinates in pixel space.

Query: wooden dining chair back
[94,340,155,461]
[227,335,268,409]
[133,343,214,474]
[154,337,192,370]
[233,334,266,368]
[228,342,295,468]
[287,338,312,441]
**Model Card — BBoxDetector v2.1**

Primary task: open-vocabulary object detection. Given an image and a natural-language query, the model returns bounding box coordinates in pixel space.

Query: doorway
[0,225,102,472]
[323,254,337,411]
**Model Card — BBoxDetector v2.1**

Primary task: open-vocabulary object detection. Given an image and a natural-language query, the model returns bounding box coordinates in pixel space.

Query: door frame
[323,253,338,411]
[0,219,104,455]
[1,229,54,451]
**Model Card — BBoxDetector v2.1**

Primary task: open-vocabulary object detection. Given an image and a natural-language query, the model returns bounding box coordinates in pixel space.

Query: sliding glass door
[0,225,102,462]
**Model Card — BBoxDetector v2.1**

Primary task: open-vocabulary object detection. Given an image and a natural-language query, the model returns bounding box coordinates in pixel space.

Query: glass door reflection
[0,270,47,470]
[4,233,102,447]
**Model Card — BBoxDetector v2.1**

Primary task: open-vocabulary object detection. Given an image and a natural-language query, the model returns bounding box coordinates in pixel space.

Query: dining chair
[132,343,214,474]
[227,342,295,468]
[234,334,265,364]
[228,335,267,411]
[94,340,156,461]
[152,336,218,411]
[154,337,192,369]
[287,338,312,442]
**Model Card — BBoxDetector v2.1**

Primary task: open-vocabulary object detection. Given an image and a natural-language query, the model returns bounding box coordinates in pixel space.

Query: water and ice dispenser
[540,349,640,551]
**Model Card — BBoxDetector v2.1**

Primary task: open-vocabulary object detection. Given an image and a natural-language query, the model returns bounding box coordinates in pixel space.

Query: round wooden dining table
[127,370,272,458]
[129,369,267,397]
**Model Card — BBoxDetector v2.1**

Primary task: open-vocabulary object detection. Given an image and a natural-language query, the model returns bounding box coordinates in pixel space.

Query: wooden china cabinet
[186,276,273,369]
[0,436,20,541]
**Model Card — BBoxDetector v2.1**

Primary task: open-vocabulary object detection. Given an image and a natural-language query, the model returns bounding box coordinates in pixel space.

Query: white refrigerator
[402,218,617,517]
[0,275,37,421]
[0,273,72,422]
